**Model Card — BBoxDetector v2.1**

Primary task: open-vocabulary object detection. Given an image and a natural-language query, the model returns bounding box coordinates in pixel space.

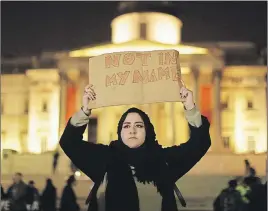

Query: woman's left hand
[179,80,195,110]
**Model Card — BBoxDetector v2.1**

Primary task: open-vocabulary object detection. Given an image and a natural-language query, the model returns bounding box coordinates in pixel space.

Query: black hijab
[111,107,168,184]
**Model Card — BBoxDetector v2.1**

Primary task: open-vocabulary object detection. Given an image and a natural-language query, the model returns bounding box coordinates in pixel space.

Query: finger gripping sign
[88,49,183,109]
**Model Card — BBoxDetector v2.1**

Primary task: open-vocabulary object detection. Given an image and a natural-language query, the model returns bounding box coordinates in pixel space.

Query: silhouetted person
[244,168,261,189]
[213,179,243,211]
[6,172,27,211]
[40,179,57,211]
[244,159,251,176]
[246,181,267,211]
[1,185,9,211]
[25,180,39,211]
[59,175,80,211]
[1,185,6,199]
[52,151,60,174]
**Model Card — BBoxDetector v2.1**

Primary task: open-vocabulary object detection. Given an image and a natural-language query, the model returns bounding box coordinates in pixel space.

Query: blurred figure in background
[52,150,60,174]
[6,172,27,211]
[25,180,40,211]
[1,185,10,211]
[213,179,243,211]
[59,175,80,211]
[40,178,57,211]
[245,180,267,211]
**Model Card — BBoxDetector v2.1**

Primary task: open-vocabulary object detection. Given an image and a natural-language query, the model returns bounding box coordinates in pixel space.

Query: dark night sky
[1,1,267,56]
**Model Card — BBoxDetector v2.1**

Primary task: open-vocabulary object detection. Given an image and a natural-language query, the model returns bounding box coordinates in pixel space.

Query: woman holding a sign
[60,82,211,211]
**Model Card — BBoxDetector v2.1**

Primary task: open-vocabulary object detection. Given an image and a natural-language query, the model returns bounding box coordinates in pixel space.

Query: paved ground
[76,198,212,211]
[75,198,212,211]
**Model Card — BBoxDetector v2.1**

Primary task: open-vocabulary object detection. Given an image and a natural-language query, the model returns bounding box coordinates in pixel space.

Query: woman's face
[120,112,146,148]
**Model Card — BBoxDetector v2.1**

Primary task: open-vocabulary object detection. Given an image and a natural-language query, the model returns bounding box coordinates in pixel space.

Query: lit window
[222,137,230,148]
[221,94,229,110]
[247,100,253,109]
[247,136,255,153]
[221,101,228,110]
[42,102,48,112]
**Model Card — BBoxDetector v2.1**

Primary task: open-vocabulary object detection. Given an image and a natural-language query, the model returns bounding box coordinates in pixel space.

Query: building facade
[1,2,267,155]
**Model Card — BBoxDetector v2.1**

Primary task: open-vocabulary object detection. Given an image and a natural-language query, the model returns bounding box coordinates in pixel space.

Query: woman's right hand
[82,84,96,114]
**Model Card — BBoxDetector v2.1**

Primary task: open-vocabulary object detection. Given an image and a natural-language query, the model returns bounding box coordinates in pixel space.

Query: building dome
[116,2,179,17]
[111,2,183,45]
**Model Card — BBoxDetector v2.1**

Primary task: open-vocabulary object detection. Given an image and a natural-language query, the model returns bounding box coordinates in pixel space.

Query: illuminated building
[1,2,267,155]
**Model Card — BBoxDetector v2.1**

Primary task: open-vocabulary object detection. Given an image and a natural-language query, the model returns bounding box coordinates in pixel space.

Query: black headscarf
[110,107,170,191]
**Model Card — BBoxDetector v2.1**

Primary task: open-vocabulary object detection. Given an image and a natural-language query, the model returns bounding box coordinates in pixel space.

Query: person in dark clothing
[213,180,243,211]
[60,83,211,211]
[59,175,80,211]
[244,159,251,176]
[25,180,40,211]
[244,168,261,189]
[40,178,57,211]
[1,185,9,211]
[1,185,6,199]
[6,172,28,211]
[245,181,267,211]
[52,151,60,174]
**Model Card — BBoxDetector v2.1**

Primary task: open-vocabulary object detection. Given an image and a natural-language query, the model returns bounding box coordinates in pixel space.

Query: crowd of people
[1,173,79,211]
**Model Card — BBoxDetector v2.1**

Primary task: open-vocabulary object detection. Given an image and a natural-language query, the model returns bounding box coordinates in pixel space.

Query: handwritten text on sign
[88,50,182,109]
[104,52,180,87]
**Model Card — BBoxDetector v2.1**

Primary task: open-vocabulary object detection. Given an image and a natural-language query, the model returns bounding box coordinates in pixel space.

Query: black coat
[41,185,57,211]
[60,115,211,211]
[60,185,80,211]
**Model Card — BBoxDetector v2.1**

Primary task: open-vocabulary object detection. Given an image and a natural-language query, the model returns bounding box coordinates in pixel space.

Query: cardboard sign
[88,49,183,109]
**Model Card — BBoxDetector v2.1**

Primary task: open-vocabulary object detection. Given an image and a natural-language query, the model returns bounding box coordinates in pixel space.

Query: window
[41,136,47,152]
[221,101,228,110]
[221,93,229,110]
[222,136,230,148]
[24,100,29,114]
[247,100,253,109]
[88,118,98,144]
[42,102,48,112]
[140,23,147,39]
[247,136,255,153]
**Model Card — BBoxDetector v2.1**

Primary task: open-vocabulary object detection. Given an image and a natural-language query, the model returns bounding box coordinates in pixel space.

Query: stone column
[191,66,200,107]
[212,69,223,152]
[58,72,68,136]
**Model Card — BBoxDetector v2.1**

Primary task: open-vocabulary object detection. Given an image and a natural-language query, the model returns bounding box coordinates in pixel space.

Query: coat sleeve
[163,115,211,182]
[59,119,110,182]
